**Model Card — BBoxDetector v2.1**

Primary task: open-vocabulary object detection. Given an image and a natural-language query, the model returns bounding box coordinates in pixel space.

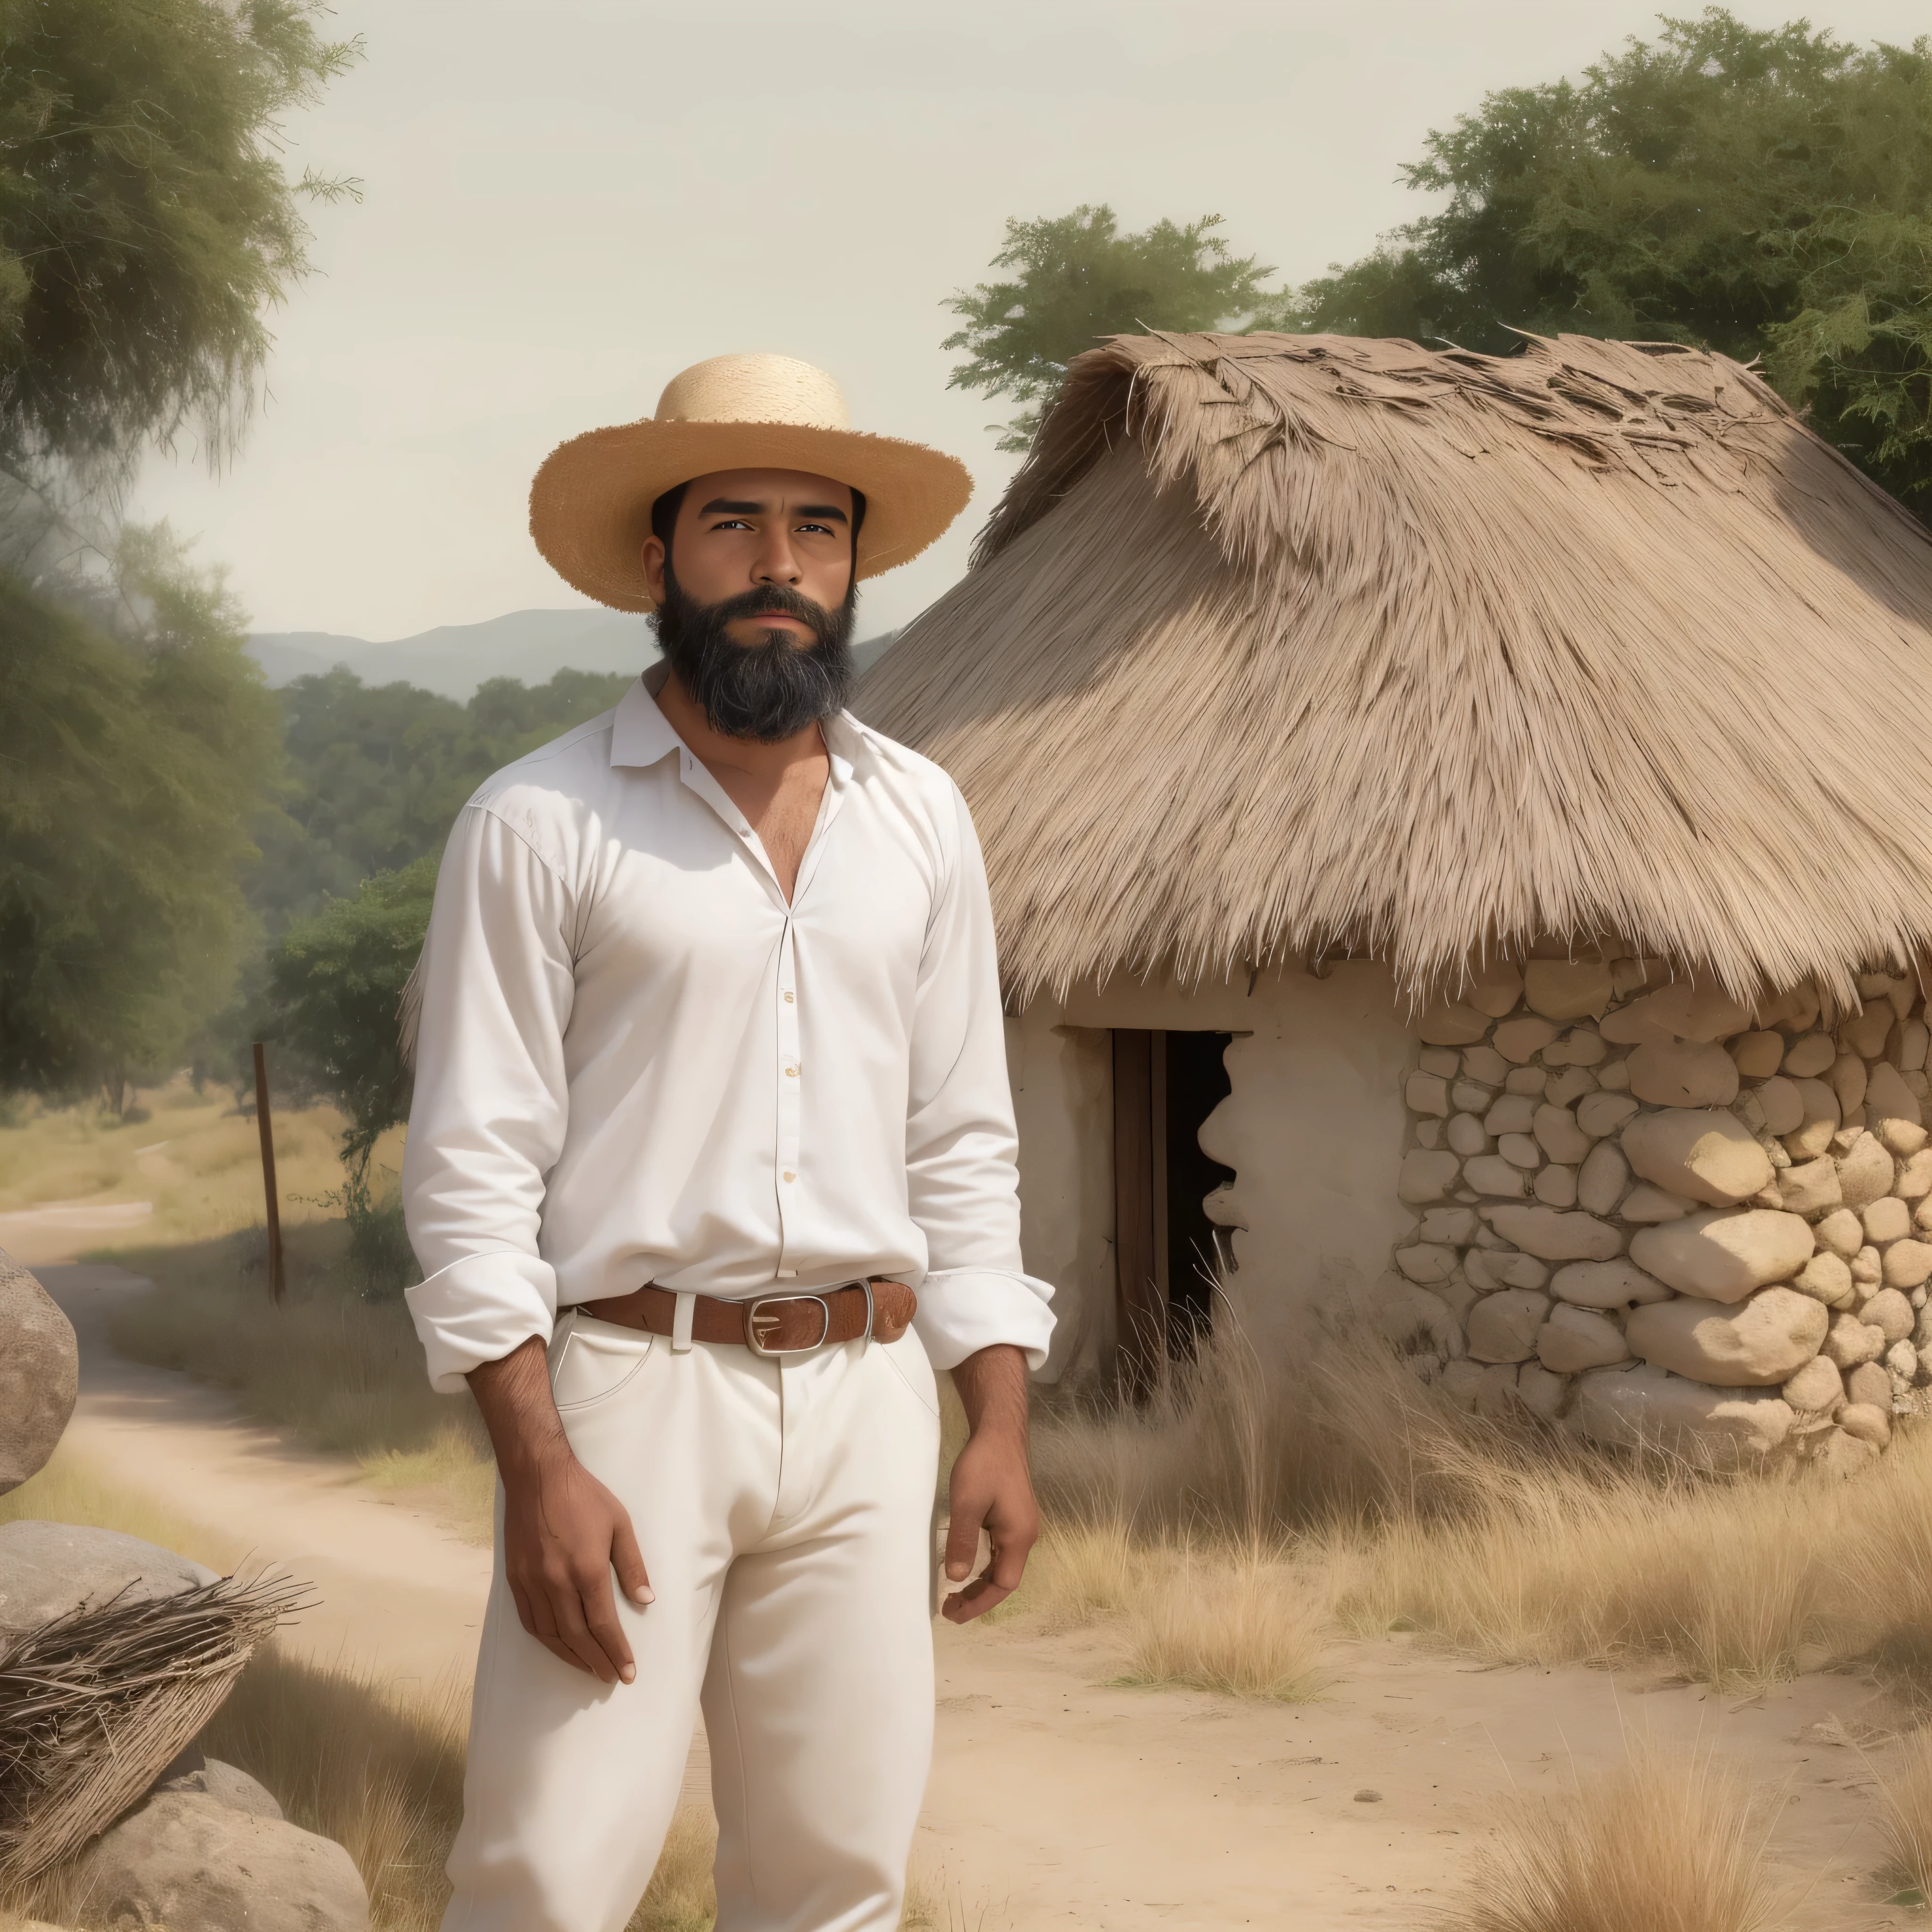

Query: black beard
[651,563,856,742]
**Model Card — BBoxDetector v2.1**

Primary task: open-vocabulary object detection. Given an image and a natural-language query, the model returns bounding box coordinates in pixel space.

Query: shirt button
[785,1066,799,1077]
[784,991,795,1003]
[782,1170,796,1183]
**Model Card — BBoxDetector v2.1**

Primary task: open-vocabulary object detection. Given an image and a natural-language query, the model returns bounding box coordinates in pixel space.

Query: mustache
[705,581,844,641]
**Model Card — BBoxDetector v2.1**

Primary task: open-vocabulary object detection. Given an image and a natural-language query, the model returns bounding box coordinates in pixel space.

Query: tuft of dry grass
[1871,1725,1932,1906]
[0,1447,236,1575]
[1118,1549,1331,1701]
[359,1423,497,1546]
[1431,1746,1782,1932]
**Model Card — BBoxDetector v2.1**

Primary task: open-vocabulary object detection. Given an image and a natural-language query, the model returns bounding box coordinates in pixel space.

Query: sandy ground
[13,1221,1924,1929]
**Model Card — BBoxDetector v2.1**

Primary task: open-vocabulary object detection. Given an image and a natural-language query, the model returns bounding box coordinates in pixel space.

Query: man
[401,352,1054,1932]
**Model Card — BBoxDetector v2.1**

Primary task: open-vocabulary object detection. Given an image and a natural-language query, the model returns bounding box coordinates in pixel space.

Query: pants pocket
[548,1310,655,1411]
[875,1327,942,1418]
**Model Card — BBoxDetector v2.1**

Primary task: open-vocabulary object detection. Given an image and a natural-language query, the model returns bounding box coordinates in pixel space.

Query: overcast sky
[129,0,1932,644]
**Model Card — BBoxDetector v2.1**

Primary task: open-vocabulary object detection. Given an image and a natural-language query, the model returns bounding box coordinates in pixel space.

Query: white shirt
[400,670,1055,1393]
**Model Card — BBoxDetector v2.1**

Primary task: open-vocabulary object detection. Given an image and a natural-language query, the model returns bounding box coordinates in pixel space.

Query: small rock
[1494,1016,1561,1064]
[1506,1066,1549,1098]
[1463,1045,1511,1085]
[1781,1078,1841,1158]
[1904,1018,1932,1074]
[1621,1184,1700,1223]
[1830,1054,1869,1120]
[1524,961,1613,1024]
[1815,1208,1865,1259]
[1482,1205,1626,1262]
[1482,1094,1537,1137]
[1600,981,1754,1046]
[1452,1080,1495,1113]
[1625,1288,1828,1387]
[0,1248,79,1496]
[1464,1154,1527,1197]
[1395,1244,1460,1285]
[1627,1208,1815,1303]
[1516,1363,1570,1420]
[1778,1157,1843,1217]
[1895,1149,1932,1201]
[1848,1359,1893,1410]
[1354,1789,1384,1804]
[1534,1164,1579,1208]
[1731,1032,1786,1078]
[1573,1362,1793,1457]
[1783,1354,1845,1414]
[1414,1119,1443,1149]
[1837,1131,1898,1211]
[1577,1141,1631,1216]
[1447,1113,1490,1158]
[77,1792,369,1932]
[1888,1338,1920,1381]
[1627,1039,1741,1109]
[1852,1245,1883,1284]
[1537,1305,1632,1373]
[1863,1286,1916,1341]
[1821,1311,1888,1370]
[1621,1109,1774,1207]
[1398,1150,1463,1204]
[1782,1033,1838,1078]
[1575,1091,1639,1140]
[1814,1427,1882,1477]
[1498,1133,1543,1171]
[1533,1105,1592,1165]
[1865,1197,1913,1245]
[1881,1116,1931,1158]
[0,1522,218,1641]
[1419,1003,1491,1046]
[1406,1072,1451,1117]
[1376,1284,1465,1359]
[1839,1402,1892,1447]
[1597,1058,1632,1092]
[1753,1076,1805,1137]
[1419,1047,1462,1078]
[1467,1290,1553,1364]
[1791,1251,1855,1307]
[1548,1258,1673,1309]
[1417,1208,1479,1247]
[1842,1005,1895,1059]
[1545,1066,1600,1108]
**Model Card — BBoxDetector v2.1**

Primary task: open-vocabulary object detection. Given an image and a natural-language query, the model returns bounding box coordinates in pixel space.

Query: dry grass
[1014,1324,1932,1698]
[1117,1549,1331,1701]
[1431,1745,1783,1932]
[0,1447,235,1574]
[1870,1725,1932,1907]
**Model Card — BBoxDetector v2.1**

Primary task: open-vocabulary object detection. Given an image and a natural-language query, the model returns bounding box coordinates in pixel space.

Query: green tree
[0,529,281,1108]
[1270,10,1932,506]
[944,205,1276,450]
[0,0,360,483]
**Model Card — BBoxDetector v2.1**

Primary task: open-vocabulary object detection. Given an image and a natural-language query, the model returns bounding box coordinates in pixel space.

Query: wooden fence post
[252,1042,285,1303]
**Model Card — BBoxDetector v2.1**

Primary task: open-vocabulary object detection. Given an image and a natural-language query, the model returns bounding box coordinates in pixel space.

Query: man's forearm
[941,1343,1037,1622]
[467,1333,571,1477]
[949,1342,1030,1444]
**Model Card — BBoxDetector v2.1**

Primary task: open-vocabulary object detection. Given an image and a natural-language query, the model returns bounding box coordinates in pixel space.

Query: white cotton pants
[441,1308,943,1932]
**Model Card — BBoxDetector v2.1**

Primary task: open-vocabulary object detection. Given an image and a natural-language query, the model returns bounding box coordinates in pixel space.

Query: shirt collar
[611,660,861,790]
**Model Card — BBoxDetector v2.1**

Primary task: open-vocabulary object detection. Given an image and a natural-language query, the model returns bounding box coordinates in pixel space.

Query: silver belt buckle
[745,1292,832,1357]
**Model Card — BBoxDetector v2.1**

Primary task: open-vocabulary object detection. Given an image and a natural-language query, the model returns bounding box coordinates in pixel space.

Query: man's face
[641,467,860,742]
[642,467,857,643]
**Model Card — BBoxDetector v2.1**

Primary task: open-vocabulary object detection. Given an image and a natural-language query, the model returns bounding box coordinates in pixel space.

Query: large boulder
[0,1245,78,1494]
[1624,1288,1828,1386]
[77,1792,368,1932]
[1627,1208,1814,1303]
[1573,1362,1795,1458]
[0,1521,217,1641]
[153,1743,285,1822]
[1621,1110,1774,1207]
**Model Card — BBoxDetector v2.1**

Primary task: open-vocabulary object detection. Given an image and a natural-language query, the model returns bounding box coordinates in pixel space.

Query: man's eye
[711,519,753,531]
[798,522,835,536]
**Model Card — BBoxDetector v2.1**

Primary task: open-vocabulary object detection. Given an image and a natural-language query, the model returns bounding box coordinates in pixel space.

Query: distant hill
[249,608,899,701]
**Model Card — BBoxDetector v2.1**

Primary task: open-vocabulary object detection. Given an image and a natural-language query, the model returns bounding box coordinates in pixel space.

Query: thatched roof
[859,330,1932,1009]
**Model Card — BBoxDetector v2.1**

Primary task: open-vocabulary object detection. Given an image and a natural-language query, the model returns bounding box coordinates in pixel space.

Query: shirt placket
[775,918,801,1280]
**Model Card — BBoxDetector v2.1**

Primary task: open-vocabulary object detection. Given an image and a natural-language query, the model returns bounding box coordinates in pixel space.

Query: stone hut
[859,330,1932,1465]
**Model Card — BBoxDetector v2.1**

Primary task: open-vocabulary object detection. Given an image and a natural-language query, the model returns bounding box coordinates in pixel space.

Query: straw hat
[528,352,974,612]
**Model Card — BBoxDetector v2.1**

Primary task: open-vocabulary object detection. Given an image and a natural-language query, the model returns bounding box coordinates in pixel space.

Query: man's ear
[641,533,667,605]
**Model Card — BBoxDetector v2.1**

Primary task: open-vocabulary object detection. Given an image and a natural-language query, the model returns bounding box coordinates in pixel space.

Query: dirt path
[38,1261,491,1695]
[17,1238,1922,1928]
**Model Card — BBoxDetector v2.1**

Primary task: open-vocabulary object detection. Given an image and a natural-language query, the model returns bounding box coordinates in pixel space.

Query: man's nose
[752,526,803,586]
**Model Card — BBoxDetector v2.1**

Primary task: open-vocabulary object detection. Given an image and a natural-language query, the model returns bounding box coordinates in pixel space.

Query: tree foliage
[944,205,1275,450]
[0,0,360,481]
[1269,9,1932,505]
[0,532,281,1107]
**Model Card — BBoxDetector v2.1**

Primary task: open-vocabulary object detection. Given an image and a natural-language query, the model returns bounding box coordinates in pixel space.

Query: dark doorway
[1112,1029,1235,1392]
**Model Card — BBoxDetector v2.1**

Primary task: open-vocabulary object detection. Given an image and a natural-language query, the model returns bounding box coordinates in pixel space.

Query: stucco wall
[1022,961,1417,1370]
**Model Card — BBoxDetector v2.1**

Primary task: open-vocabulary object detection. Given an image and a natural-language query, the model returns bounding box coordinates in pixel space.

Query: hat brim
[528,419,974,612]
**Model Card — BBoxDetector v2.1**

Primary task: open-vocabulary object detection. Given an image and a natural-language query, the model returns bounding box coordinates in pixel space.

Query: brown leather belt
[582,1279,915,1357]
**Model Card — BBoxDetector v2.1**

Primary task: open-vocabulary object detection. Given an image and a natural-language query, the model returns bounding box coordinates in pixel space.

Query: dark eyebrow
[697,496,849,524]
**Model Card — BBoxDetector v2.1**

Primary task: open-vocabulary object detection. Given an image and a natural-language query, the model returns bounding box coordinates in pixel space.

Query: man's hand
[942,1343,1038,1624]
[468,1335,652,1683]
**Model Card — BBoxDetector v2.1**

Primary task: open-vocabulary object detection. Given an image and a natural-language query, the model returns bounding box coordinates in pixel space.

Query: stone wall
[1382,957,1932,1470]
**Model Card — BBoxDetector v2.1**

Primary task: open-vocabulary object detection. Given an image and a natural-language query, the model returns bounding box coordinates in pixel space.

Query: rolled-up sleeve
[904,784,1055,1372]
[401,806,577,1391]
